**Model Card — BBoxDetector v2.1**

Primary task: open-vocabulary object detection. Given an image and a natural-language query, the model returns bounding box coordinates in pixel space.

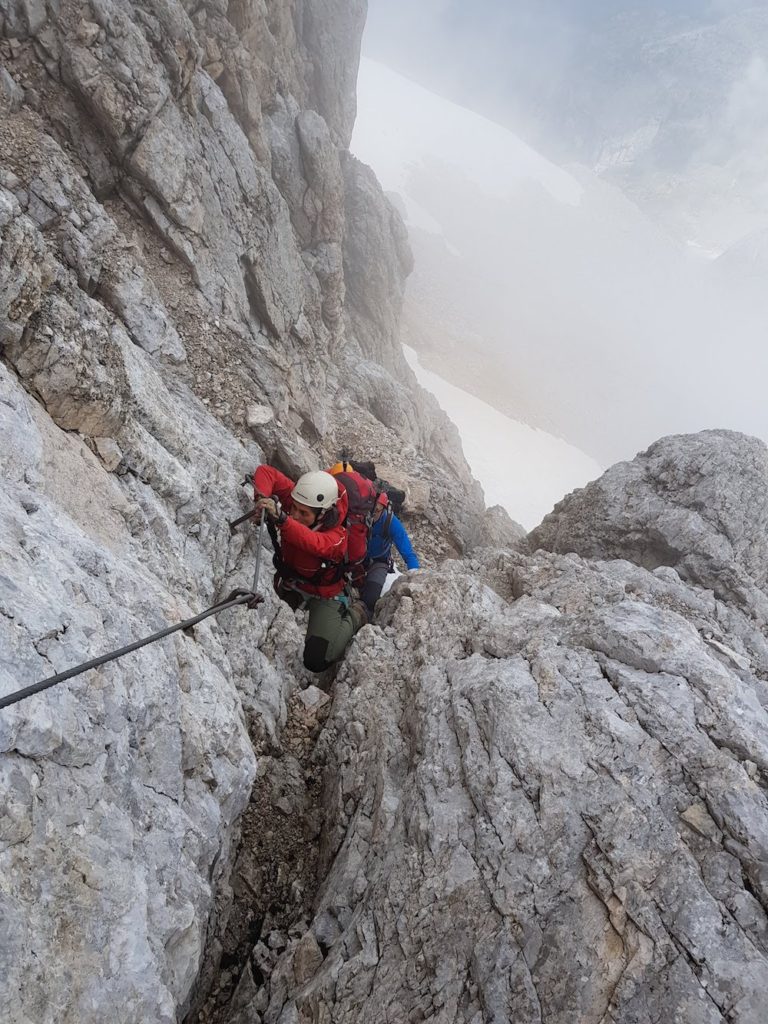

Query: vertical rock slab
[299,0,368,147]
[0,2,486,1021]
[342,153,414,371]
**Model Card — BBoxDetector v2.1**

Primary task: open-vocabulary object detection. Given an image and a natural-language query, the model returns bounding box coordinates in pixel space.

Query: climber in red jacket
[252,465,369,673]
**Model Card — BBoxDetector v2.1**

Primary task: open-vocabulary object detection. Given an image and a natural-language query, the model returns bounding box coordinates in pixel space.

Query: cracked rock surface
[530,430,768,617]
[1,2,480,1022]
[253,533,768,1023]
[232,432,768,1024]
[4,3,768,1024]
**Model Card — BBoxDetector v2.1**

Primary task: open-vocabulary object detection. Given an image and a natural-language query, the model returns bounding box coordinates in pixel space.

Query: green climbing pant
[276,581,366,673]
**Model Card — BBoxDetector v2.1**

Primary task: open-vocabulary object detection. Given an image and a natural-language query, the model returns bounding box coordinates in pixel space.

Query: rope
[0,589,262,712]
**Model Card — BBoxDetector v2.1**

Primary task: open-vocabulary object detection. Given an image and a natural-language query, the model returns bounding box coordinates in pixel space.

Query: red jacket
[253,465,349,598]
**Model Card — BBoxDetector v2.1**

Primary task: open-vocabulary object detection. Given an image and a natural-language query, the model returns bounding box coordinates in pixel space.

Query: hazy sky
[365,1,750,66]
[363,1,768,252]
[352,42,768,463]
[364,1,703,86]
[363,1,762,161]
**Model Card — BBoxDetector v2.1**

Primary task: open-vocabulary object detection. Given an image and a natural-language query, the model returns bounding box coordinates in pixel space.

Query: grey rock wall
[0,3,480,1023]
[254,533,768,1023]
[530,431,768,618]
[5,4,768,1024]
[342,152,414,374]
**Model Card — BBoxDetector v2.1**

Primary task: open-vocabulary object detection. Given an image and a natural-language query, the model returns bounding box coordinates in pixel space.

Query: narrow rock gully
[186,686,333,1024]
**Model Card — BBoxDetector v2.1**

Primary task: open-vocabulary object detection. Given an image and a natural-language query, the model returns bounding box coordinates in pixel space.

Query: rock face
[252,437,768,1023]
[342,152,414,373]
[0,3,481,1023]
[530,431,768,618]
[472,503,527,552]
[4,4,768,1024]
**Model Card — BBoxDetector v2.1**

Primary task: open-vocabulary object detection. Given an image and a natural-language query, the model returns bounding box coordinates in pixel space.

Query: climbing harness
[265,514,347,590]
[0,513,268,712]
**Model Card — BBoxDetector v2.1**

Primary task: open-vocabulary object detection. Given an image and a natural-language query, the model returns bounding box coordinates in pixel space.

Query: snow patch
[353,59,584,211]
[404,346,602,531]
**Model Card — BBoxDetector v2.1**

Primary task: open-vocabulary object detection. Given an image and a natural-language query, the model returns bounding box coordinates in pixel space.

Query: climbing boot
[348,599,370,630]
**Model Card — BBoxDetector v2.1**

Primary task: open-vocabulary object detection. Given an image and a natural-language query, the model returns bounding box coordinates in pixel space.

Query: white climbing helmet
[291,470,339,510]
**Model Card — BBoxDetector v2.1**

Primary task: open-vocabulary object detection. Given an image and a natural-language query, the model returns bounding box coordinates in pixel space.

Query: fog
[363,1,768,249]
[355,5,768,465]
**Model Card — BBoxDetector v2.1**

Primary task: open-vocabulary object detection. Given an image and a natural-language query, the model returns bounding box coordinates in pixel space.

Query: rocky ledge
[223,431,768,1024]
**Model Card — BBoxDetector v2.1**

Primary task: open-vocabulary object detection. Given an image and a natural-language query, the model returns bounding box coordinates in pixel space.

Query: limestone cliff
[2,4,768,1024]
[254,430,768,1024]
[0,2,479,1021]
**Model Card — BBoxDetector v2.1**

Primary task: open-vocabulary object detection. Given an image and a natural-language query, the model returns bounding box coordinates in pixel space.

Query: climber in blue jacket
[359,492,420,616]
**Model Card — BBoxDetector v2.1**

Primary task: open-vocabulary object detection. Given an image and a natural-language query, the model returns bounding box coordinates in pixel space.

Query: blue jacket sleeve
[390,515,420,569]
